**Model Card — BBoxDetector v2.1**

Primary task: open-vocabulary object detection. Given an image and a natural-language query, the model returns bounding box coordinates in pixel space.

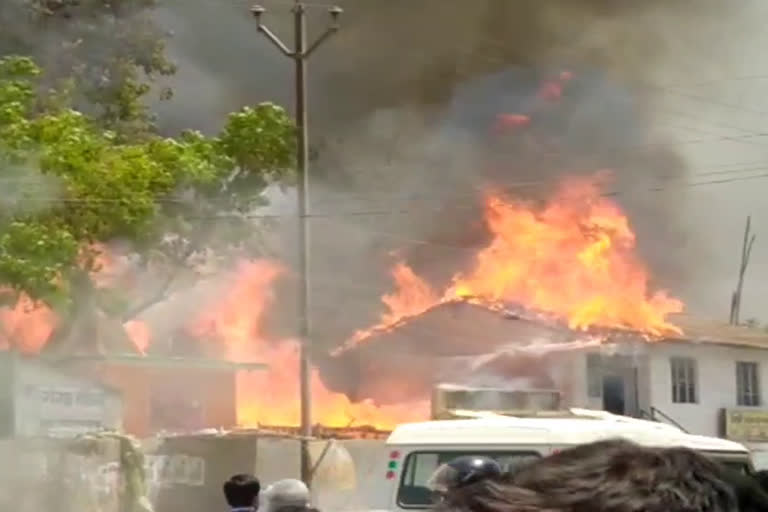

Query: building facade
[553,318,768,467]
[0,351,123,437]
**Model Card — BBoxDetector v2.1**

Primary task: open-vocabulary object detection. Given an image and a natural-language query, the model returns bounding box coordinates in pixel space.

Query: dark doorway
[602,375,625,415]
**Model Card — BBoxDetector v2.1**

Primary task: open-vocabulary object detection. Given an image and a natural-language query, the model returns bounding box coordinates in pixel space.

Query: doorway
[602,375,626,415]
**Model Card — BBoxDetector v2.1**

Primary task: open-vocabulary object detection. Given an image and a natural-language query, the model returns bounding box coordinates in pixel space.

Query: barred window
[736,361,760,407]
[671,357,697,404]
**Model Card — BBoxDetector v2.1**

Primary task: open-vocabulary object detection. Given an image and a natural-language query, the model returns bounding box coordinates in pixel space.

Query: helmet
[427,456,502,494]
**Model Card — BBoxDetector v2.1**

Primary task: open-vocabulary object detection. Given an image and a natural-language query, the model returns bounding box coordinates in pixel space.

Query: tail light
[386,449,401,479]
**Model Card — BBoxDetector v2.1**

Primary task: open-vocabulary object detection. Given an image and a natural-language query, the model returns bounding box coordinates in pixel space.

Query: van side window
[397,451,541,508]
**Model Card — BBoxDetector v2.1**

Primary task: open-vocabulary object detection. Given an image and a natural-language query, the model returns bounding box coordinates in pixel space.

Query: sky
[149,0,768,330]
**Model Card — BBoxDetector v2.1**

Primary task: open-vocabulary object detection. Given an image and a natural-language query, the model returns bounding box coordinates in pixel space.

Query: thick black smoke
[153,0,732,348]
[2,0,736,350]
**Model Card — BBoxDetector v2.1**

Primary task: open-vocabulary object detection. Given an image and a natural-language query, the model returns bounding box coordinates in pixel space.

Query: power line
[172,170,768,221]
[5,165,768,220]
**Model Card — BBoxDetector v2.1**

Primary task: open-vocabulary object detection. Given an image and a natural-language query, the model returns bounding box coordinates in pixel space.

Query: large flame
[0,171,683,432]
[188,260,428,429]
[448,176,683,335]
[340,174,683,355]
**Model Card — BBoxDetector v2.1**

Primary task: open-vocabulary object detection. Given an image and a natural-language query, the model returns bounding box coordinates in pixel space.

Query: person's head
[262,479,310,512]
[716,467,768,512]
[223,474,261,509]
[428,456,503,497]
[755,470,768,492]
[438,439,737,512]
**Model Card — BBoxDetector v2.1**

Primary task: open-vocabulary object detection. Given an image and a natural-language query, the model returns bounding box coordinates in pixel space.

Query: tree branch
[120,238,199,322]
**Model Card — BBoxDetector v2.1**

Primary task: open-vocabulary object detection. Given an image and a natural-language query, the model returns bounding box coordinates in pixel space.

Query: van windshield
[397,451,541,508]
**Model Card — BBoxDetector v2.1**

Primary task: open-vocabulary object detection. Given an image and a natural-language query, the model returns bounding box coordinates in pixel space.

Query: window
[717,460,750,475]
[670,357,697,403]
[397,451,540,508]
[736,362,760,406]
[586,353,602,398]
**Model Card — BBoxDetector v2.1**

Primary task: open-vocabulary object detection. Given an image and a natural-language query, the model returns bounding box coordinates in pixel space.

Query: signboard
[145,455,206,488]
[723,409,768,442]
[18,385,110,437]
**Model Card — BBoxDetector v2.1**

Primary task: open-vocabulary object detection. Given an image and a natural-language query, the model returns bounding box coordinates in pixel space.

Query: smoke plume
[2,0,754,349]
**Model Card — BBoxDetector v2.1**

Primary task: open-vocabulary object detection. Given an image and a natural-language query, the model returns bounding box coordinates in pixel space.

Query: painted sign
[145,454,206,490]
[18,385,112,437]
[723,409,768,442]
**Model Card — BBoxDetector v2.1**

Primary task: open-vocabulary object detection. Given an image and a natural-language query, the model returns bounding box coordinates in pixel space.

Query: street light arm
[303,25,339,58]
[258,25,295,56]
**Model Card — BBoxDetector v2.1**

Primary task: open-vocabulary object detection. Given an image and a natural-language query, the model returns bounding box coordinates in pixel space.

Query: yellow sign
[723,409,768,442]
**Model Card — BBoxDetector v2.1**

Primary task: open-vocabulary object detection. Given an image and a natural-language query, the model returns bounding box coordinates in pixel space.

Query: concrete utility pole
[250,2,342,487]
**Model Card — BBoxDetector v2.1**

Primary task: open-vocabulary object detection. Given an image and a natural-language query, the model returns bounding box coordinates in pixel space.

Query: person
[223,474,262,512]
[427,456,503,506]
[437,439,738,512]
[428,456,503,497]
[716,466,768,512]
[261,478,318,512]
[754,469,768,492]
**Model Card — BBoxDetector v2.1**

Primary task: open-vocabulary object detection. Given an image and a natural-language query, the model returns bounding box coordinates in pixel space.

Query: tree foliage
[1,0,174,138]
[0,55,295,315]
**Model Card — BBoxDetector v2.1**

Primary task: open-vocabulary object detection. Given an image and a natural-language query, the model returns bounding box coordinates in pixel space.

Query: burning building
[318,296,768,465]
[37,305,247,437]
[0,350,122,438]
[3,170,768,458]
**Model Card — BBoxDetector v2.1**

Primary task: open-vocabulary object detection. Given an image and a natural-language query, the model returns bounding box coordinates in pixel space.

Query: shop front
[722,409,768,469]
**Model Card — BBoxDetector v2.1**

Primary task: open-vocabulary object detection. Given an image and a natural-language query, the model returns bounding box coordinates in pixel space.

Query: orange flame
[124,320,151,355]
[381,262,440,324]
[188,260,428,430]
[448,176,683,335]
[341,174,683,354]
[338,263,440,352]
[0,294,56,354]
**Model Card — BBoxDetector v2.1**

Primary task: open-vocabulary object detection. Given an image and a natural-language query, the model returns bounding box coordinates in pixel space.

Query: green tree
[0,56,295,348]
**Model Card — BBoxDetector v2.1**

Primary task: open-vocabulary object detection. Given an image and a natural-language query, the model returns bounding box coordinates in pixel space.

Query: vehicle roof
[386,408,748,454]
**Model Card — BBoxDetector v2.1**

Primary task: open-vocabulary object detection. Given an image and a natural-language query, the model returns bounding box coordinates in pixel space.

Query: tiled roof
[665,314,768,349]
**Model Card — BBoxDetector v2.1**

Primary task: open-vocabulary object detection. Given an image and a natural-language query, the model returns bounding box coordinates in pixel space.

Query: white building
[560,315,768,467]
[331,302,768,466]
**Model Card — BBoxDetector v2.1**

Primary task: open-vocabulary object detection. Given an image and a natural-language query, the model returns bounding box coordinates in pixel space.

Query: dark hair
[223,474,261,508]
[438,439,737,512]
[717,467,768,512]
[754,470,768,493]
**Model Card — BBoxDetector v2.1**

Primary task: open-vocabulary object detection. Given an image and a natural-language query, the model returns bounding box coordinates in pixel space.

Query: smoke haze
[5,0,768,347]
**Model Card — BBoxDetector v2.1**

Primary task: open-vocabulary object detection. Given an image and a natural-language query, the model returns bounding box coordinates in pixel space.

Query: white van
[382,408,752,511]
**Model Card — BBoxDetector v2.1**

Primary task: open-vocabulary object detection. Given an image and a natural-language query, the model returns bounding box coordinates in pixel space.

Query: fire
[447,176,683,335]
[0,293,56,354]
[340,174,683,354]
[337,263,439,353]
[124,320,150,355]
[381,262,439,324]
[237,341,427,429]
[189,259,428,430]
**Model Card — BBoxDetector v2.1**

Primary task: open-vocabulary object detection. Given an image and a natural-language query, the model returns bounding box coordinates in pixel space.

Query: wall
[8,355,123,437]
[253,438,390,511]
[550,350,597,409]
[145,434,389,512]
[0,436,121,512]
[77,363,236,437]
[647,342,768,437]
